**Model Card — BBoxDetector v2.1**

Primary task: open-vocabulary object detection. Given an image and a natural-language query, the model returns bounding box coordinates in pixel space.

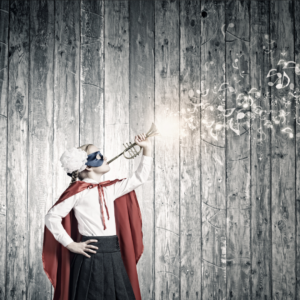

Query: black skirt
[69,234,136,300]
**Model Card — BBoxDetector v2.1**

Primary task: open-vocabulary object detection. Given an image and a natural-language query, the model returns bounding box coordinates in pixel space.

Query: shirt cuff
[60,234,74,248]
[141,154,153,165]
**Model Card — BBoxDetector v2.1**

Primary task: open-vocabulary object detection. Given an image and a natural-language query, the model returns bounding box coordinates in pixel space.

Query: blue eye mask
[67,150,104,177]
[86,150,104,167]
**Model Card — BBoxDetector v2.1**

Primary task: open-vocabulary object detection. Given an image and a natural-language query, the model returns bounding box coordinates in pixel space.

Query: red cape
[42,179,144,300]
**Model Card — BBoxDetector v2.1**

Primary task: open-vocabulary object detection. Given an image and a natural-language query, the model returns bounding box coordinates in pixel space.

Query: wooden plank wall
[129,1,155,298]
[6,1,30,299]
[1,0,300,299]
[155,1,180,299]
[180,1,202,299]
[0,0,9,298]
[200,1,226,299]
[226,1,251,298]
[28,1,54,298]
[270,1,296,299]
[295,0,300,299]
[250,0,272,298]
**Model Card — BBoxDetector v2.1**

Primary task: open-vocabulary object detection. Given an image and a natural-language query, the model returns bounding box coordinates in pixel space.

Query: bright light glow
[155,113,179,139]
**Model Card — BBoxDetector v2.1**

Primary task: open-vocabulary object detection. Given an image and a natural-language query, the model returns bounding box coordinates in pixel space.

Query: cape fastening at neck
[42,179,144,300]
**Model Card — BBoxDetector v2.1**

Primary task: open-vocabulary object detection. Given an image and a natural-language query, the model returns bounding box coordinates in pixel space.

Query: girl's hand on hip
[135,133,150,148]
[66,239,98,258]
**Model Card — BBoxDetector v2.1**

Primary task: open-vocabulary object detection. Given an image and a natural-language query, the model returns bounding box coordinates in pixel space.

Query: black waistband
[80,235,120,253]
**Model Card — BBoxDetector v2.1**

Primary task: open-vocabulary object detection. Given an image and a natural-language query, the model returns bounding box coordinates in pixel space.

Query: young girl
[42,133,152,300]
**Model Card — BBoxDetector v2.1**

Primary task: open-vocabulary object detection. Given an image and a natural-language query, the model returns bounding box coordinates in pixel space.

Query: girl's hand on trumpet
[135,133,150,148]
[135,133,151,156]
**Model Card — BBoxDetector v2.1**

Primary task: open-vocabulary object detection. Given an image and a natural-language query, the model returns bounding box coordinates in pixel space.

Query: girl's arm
[107,148,153,201]
[45,192,81,247]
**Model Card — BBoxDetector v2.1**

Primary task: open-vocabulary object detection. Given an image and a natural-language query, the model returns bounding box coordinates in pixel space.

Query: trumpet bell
[146,122,160,138]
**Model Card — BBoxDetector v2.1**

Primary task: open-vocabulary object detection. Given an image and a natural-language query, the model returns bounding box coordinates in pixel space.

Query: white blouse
[45,155,152,247]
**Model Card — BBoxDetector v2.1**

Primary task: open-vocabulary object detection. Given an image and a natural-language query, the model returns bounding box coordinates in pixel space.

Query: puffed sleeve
[106,154,153,201]
[45,192,81,247]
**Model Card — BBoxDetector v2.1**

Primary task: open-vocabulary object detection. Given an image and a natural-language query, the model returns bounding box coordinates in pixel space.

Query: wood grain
[179,0,202,298]
[104,0,130,181]
[0,0,9,298]
[250,1,272,299]
[53,0,80,199]
[1,1,300,299]
[248,0,273,298]
[52,0,80,295]
[155,0,180,298]
[225,0,251,299]
[295,0,300,298]
[0,0,8,116]
[129,0,155,298]
[249,1,272,299]
[7,1,29,299]
[80,0,104,149]
[28,0,54,298]
[270,1,296,298]
[200,1,226,299]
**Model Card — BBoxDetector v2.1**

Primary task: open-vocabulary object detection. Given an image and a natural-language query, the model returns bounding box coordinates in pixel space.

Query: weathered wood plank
[179,0,202,298]
[52,1,80,296]
[129,0,155,298]
[53,0,80,204]
[80,0,104,149]
[7,1,29,299]
[155,0,180,298]
[200,1,226,299]
[270,0,296,298]
[3,2,300,299]
[0,0,9,298]
[249,1,272,299]
[104,0,130,182]
[225,0,251,299]
[295,1,300,298]
[0,0,9,116]
[28,1,54,299]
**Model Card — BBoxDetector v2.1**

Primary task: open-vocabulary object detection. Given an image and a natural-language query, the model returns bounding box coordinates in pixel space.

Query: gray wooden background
[0,0,300,299]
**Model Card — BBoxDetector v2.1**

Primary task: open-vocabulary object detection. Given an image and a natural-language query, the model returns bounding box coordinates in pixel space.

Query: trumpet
[107,122,159,165]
